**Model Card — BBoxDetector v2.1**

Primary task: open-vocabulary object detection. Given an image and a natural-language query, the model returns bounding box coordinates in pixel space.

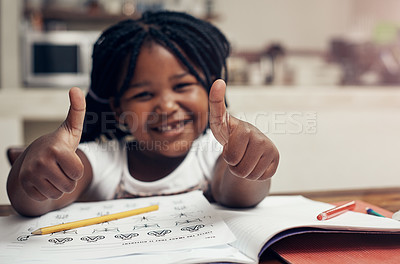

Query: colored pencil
[366,207,386,218]
[317,201,356,221]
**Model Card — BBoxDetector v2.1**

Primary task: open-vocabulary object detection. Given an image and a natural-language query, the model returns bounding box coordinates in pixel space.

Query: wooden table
[2,187,400,263]
[275,187,400,213]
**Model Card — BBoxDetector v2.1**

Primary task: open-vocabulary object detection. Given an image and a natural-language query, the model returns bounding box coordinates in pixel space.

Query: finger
[56,149,84,181]
[22,184,47,201]
[259,156,279,181]
[59,87,86,149]
[225,129,263,177]
[26,177,64,200]
[209,79,229,145]
[245,141,279,181]
[242,155,273,180]
[227,149,262,178]
[222,124,250,166]
[39,157,79,193]
[38,180,64,200]
[46,169,78,194]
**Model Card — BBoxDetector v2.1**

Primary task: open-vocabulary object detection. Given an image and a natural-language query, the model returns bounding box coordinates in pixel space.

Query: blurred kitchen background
[1,0,400,204]
[18,0,400,87]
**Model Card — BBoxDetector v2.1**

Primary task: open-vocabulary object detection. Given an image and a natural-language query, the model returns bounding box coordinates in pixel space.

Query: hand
[209,79,279,181]
[19,87,86,201]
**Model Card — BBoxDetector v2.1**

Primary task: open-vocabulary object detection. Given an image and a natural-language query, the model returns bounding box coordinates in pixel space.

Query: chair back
[7,147,25,165]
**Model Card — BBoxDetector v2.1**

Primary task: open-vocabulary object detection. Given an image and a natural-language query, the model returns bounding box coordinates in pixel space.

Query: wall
[227,87,400,193]
[213,0,351,51]
[214,0,400,51]
[0,0,20,89]
[0,0,23,205]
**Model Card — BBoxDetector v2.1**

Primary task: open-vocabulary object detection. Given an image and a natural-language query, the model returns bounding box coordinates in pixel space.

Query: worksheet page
[0,191,238,263]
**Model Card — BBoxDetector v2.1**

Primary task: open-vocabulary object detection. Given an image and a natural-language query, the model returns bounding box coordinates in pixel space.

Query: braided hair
[81,10,231,142]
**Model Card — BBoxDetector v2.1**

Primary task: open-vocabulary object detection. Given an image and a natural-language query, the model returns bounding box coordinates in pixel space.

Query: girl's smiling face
[115,42,209,158]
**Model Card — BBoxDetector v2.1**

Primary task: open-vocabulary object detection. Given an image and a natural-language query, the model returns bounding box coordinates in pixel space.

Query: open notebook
[214,195,400,263]
[266,200,400,263]
[1,191,400,263]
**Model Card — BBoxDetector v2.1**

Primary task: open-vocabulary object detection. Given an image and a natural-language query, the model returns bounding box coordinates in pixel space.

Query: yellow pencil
[31,204,159,235]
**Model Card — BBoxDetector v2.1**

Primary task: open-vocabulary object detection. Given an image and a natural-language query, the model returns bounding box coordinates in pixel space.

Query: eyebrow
[169,72,191,80]
[129,81,150,89]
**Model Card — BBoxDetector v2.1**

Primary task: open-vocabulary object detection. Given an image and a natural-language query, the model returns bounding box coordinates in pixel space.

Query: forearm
[211,156,270,208]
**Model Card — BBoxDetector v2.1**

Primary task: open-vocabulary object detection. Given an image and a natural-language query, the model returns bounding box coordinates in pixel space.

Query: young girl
[7,11,279,216]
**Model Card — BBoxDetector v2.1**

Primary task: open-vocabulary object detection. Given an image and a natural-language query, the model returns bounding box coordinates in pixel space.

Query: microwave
[22,31,100,88]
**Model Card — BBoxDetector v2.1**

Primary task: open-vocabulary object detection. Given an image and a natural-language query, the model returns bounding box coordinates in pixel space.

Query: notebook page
[214,195,400,260]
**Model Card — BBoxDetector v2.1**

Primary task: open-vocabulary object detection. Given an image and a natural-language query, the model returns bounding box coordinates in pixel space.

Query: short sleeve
[77,140,122,200]
[193,129,223,180]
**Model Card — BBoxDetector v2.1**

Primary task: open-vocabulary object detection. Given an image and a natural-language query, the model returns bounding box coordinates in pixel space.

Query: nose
[154,91,179,116]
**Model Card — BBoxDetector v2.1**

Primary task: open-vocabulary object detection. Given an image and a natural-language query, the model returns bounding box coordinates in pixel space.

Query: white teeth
[157,122,184,132]
[163,125,172,132]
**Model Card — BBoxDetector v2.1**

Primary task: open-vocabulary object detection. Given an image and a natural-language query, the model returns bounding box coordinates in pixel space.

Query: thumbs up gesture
[18,87,86,201]
[209,80,279,181]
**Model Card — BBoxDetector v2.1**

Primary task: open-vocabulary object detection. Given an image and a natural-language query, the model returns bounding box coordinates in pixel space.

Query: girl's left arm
[209,80,279,207]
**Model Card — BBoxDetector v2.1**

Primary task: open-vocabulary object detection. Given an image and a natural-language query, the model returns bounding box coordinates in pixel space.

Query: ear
[109,97,123,124]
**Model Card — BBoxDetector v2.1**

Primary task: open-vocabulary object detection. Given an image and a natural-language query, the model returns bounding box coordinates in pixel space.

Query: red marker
[317,201,356,221]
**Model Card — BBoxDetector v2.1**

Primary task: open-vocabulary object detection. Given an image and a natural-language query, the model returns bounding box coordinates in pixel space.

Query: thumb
[209,79,229,145]
[59,87,86,149]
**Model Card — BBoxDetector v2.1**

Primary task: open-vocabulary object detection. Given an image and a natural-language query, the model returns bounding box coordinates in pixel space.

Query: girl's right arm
[6,87,93,216]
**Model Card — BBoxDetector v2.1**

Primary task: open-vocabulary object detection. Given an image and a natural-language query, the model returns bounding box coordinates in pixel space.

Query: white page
[0,243,254,264]
[0,191,236,263]
[78,245,254,264]
[214,195,400,261]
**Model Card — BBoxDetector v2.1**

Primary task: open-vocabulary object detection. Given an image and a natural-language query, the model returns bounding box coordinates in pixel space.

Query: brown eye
[132,91,153,100]
[174,82,197,91]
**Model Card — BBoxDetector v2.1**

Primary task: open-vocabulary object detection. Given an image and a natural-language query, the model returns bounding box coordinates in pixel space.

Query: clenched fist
[18,87,86,201]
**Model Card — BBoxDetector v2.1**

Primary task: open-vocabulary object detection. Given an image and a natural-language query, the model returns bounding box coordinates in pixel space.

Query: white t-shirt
[78,129,223,201]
